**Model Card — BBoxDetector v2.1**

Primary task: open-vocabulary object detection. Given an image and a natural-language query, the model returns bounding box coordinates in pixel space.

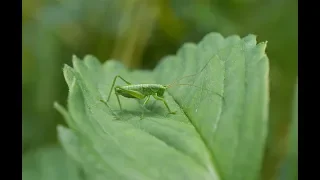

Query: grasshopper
[101,53,224,116]
[104,76,177,114]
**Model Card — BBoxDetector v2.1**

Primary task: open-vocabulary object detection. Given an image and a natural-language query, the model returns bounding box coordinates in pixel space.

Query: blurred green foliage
[22,0,297,179]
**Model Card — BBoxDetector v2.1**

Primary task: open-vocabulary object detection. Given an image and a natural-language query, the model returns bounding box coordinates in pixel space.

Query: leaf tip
[53,101,66,115]
[203,32,224,41]
[246,33,257,39]
[83,54,98,61]
[72,54,79,60]
[103,59,127,70]
[62,64,76,88]
[256,41,268,56]
[53,101,59,109]
[63,63,69,69]
[72,54,82,67]
[63,64,73,73]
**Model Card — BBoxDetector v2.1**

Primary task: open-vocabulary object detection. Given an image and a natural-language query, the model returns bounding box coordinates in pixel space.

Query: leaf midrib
[165,59,227,179]
[164,42,247,179]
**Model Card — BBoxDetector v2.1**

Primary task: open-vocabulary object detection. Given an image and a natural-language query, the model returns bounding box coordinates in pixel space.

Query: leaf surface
[56,32,269,180]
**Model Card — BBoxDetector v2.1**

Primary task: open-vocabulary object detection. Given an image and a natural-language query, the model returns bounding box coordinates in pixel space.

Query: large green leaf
[56,32,269,180]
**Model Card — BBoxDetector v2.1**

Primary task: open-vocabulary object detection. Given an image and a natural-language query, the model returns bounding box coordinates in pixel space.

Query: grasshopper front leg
[143,95,151,106]
[115,91,122,110]
[140,95,151,119]
[107,75,132,102]
[100,76,132,110]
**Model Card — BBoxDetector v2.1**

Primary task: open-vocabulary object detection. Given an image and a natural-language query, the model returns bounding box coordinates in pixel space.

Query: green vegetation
[23,1,297,180]
[55,33,268,180]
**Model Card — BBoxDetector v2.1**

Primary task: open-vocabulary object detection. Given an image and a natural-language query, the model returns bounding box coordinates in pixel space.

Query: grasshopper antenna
[167,83,224,100]
[166,74,199,88]
[166,52,218,88]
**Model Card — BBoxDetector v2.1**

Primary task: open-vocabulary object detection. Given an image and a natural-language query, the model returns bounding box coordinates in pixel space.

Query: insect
[103,76,177,114]
[100,52,224,116]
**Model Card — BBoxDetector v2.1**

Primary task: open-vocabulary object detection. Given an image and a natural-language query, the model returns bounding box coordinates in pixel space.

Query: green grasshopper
[101,53,224,116]
[105,76,177,114]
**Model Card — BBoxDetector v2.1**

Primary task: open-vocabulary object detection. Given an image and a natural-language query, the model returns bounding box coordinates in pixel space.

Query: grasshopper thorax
[119,84,167,98]
[144,84,167,97]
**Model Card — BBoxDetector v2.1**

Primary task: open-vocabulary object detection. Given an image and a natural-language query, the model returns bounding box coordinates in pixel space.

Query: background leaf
[277,81,298,180]
[22,145,83,180]
[57,32,269,180]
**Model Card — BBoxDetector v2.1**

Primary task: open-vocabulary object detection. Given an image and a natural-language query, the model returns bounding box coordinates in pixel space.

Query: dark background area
[22,0,297,179]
